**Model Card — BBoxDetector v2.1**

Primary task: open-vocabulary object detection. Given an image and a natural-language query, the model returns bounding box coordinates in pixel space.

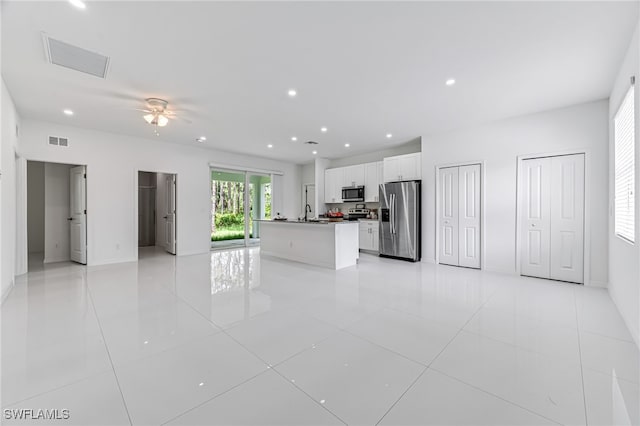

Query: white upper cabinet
[383,152,421,182]
[364,161,383,202]
[324,168,344,203]
[343,164,365,187]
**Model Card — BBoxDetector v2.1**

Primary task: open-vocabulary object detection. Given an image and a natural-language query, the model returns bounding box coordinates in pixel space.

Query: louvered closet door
[550,154,584,284]
[458,164,481,268]
[438,167,459,266]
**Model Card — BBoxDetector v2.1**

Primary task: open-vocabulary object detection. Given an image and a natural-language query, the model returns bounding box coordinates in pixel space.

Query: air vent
[43,34,110,79]
[305,140,319,145]
[49,136,69,147]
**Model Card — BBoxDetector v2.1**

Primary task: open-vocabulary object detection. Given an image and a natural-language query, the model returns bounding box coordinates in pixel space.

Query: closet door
[549,154,585,283]
[520,158,552,279]
[458,164,481,268]
[438,167,459,266]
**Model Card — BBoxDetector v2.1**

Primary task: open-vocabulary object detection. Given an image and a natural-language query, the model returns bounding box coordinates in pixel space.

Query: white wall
[328,138,421,168]
[44,162,72,263]
[26,161,44,253]
[422,100,609,286]
[16,119,302,266]
[314,158,331,216]
[608,24,639,347]
[301,163,315,184]
[1,79,20,301]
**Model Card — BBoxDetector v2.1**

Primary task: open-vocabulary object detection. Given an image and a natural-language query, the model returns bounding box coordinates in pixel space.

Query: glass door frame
[210,166,274,249]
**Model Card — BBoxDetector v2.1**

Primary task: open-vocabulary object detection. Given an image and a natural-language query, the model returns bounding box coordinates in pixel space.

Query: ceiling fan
[136,98,188,135]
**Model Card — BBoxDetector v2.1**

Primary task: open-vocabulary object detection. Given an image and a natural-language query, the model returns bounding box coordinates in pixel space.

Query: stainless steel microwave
[342,186,365,202]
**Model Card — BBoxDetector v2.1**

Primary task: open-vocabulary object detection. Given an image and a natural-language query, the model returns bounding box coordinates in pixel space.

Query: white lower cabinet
[359,220,379,252]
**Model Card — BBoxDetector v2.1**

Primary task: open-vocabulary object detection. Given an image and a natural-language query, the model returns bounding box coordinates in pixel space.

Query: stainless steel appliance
[379,181,421,261]
[347,207,370,221]
[341,186,365,202]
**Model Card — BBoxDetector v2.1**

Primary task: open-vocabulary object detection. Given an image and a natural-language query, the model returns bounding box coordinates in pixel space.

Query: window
[614,83,636,243]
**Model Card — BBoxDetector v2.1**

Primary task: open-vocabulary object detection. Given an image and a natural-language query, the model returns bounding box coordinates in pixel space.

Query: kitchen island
[257,220,359,270]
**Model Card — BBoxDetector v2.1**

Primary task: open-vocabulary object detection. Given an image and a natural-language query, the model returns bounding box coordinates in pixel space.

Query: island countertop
[255,219,353,225]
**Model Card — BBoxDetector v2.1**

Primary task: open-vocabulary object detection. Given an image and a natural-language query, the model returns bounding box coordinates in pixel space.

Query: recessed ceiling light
[320,127,328,133]
[386,133,392,138]
[445,79,456,86]
[68,0,86,9]
[345,143,350,147]
[267,144,273,148]
[196,136,206,143]
[63,109,74,116]
[312,150,318,155]
[287,89,297,97]
[291,136,297,142]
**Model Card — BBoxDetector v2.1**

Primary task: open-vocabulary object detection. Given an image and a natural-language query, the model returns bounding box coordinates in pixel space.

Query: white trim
[208,162,283,176]
[515,148,591,286]
[434,161,485,270]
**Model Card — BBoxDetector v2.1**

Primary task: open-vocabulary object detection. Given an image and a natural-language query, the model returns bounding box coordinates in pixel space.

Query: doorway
[436,163,482,269]
[518,153,585,284]
[210,168,272,249]
[137,171,177,256]
[26,160,87,270]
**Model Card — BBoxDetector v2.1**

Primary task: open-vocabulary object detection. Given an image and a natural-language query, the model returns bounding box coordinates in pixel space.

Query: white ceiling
[2,1,638,164]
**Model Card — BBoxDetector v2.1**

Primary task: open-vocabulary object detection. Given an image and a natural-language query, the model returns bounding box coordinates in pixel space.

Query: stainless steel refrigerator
[379,181,421,262]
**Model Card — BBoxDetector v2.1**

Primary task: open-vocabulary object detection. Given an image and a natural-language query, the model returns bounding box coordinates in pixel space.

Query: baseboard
[588,280,608,288]
[1,278,15,305]
[423,257,436,264]
[88,257,137,267]
[178,249,210,257]
[44,257,71,264]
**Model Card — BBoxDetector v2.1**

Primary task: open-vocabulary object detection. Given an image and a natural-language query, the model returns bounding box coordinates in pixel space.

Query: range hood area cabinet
[324,161,384,203]
[383,152,421,182]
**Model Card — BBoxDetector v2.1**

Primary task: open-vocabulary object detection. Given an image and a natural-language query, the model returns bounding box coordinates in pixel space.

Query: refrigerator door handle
[390,193,396,235]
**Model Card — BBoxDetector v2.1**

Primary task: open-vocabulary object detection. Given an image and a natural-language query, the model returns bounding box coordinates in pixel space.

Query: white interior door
[438,167,459,266]
[521,157,552,279]
[458,164,481,268]
[550,154,585,283]
[69,165,87,264]
[164,174,177,254]
[520,154,584,284]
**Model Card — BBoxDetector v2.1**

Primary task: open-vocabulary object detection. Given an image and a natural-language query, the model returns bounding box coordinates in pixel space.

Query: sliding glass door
[211,169,271,249]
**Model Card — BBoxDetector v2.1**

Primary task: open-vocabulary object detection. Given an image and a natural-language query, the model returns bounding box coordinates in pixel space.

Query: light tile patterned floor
[2,247,638,425]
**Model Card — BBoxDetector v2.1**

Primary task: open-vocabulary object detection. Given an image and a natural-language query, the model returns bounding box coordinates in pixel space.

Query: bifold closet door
[458,165,481,268]
[438,167,459,266]
[520,154,584,284]
[438,164,481,268]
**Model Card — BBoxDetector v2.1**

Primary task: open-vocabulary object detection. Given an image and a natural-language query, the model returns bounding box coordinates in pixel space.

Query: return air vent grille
[49,136,69,147]
[43,34,110,79]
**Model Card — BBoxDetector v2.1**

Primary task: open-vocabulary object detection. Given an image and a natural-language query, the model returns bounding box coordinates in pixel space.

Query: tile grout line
[374,284,497,425]
[269,367,349,426]
[159,368,270,425]
[430,367,563,426]
[86,282,134,426]
[161,251,348,425]
[573,289,589,425]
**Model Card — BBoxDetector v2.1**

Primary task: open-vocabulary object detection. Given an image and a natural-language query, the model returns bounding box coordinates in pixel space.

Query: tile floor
[2,247,638,425]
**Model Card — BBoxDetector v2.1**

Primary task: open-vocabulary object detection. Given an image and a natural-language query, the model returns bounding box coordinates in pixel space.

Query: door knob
[531,224,536,227]
[163,215,168,219]
[67,217,73,221]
